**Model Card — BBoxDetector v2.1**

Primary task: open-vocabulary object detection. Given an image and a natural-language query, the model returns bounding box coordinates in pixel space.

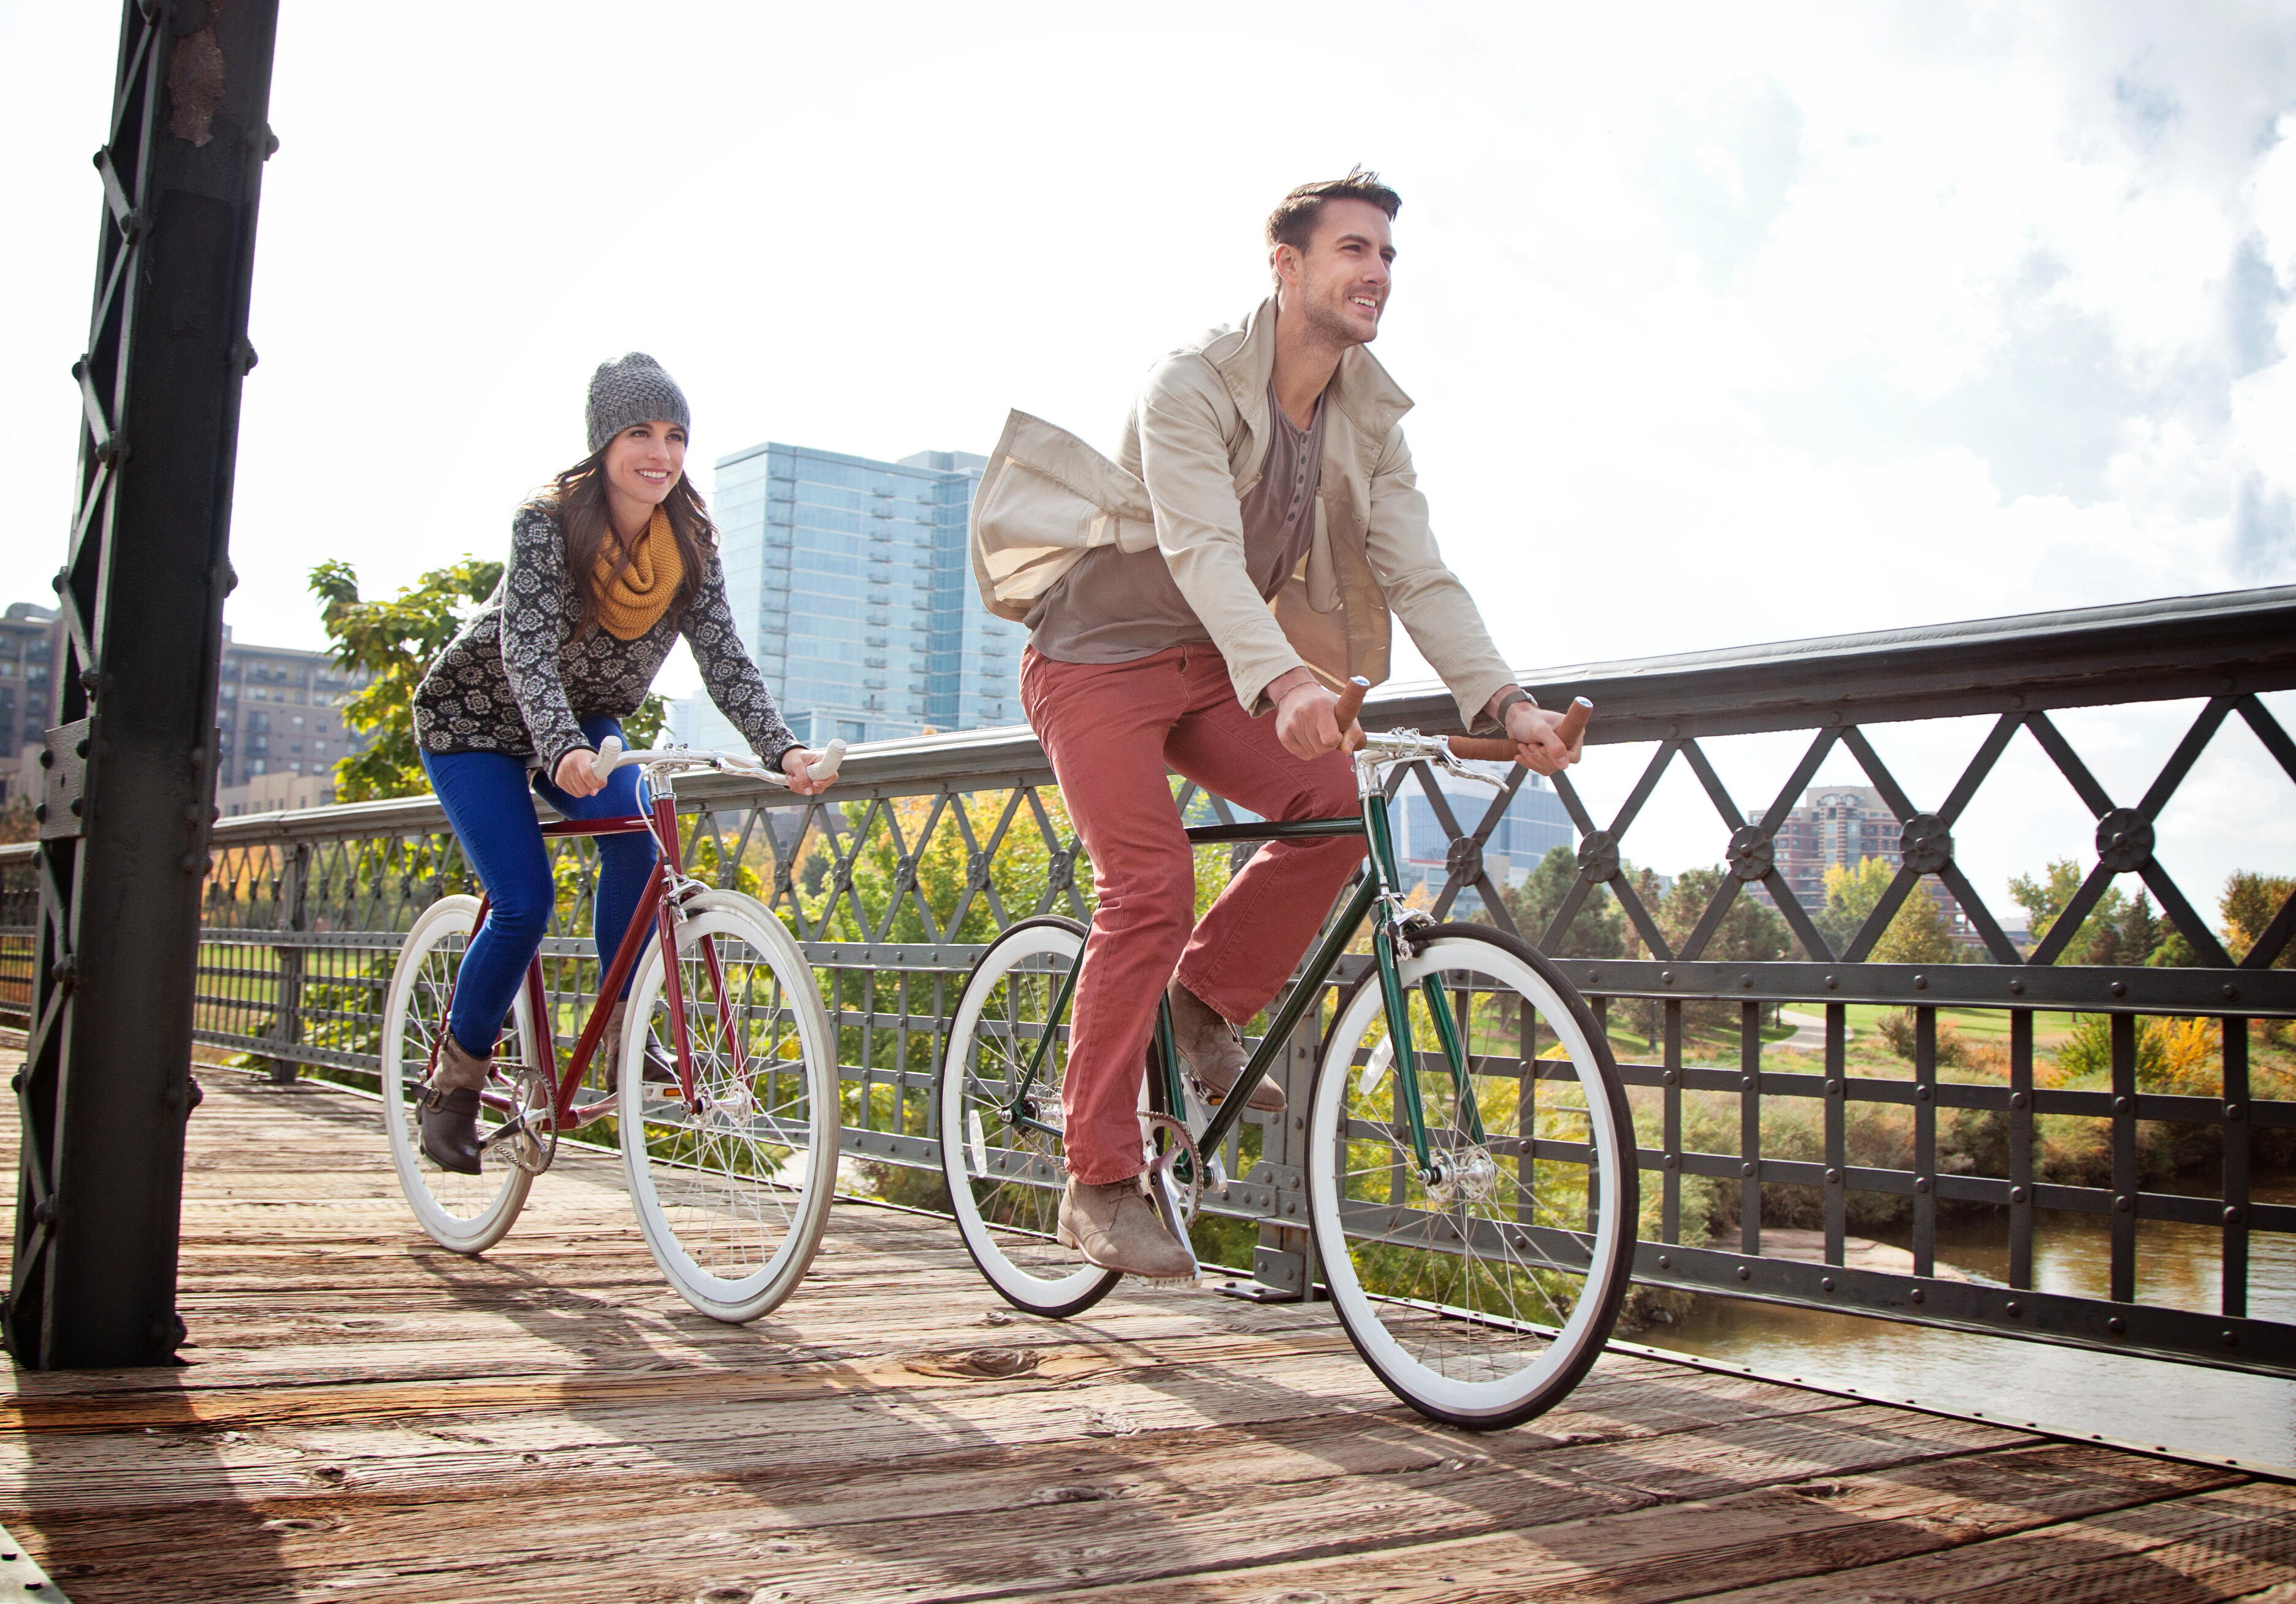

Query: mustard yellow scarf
[592,505,684,640]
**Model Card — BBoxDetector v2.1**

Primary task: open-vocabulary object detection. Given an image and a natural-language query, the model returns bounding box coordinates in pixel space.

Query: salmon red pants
[1020,643,1366,1184]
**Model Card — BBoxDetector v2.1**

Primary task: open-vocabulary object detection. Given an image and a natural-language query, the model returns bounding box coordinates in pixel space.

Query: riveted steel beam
[7,0,280,1370]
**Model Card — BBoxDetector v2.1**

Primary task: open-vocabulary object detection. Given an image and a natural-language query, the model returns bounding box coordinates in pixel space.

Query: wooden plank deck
[1,1075,2291,1604]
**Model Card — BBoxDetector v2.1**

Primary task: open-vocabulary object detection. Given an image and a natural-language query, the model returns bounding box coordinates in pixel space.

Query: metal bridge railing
[4,586,2292,1373]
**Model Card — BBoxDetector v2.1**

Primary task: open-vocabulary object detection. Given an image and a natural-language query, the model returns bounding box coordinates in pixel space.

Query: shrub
[1874,1008,1973,1068]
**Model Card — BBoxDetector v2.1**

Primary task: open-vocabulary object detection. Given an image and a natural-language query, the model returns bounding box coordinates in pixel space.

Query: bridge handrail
[4,583,2293,1375]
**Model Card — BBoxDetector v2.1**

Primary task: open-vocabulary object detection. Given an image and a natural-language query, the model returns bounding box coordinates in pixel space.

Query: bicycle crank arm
[1144,1162,1203,1288]
[475,1116,530,1150]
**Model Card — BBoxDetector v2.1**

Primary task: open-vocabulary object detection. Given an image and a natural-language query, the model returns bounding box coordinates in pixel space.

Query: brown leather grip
[1451,696,1593,764]
[1446,736,1521,761]
[1333,675,1371,754]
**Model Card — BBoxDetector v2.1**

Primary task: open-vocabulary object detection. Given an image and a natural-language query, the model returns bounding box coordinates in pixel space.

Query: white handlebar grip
[806,738,847,783]
[591,736,624,782]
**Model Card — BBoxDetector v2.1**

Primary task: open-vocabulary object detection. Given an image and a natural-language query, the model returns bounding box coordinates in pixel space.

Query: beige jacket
[969,297,1517,729]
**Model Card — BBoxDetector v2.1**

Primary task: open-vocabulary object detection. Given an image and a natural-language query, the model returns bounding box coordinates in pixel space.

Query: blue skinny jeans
[421,716,657,1059]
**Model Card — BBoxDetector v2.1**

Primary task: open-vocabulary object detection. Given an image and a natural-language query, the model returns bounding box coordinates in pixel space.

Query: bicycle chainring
[1142,1112,1204,1225]
[505,1066,558,1176]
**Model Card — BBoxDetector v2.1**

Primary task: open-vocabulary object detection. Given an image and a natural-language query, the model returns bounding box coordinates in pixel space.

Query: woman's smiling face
[603,420,687,510]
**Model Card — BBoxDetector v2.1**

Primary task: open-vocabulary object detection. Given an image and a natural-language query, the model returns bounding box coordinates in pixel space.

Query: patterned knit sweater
[413,503,797,775]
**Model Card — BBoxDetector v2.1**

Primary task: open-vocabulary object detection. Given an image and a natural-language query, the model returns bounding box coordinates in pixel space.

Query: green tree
[2008,856,2129,963]
[310,557,503,802]
[1658,867,1790,963]
[624,691,670,749]
[1500,845,1625,958]
[2082,889,2160,967]
[0,797,34,844]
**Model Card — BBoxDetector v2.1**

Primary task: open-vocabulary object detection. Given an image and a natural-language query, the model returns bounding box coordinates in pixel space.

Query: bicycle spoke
[624,903,833,1320]
[1312,931,1636,1424]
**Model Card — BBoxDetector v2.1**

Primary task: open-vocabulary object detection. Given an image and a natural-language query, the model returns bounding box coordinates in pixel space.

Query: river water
[1635,1174,2296,1472]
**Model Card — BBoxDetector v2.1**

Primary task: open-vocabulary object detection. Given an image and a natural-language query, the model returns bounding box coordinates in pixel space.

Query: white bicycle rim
[620,894,838,1322]
[1307,932,1632,1425]
[379,894,536,1255]
[938,919,1116,1314]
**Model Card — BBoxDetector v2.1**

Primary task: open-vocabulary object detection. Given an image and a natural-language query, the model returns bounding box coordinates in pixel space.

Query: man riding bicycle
[971,167,1583,1279]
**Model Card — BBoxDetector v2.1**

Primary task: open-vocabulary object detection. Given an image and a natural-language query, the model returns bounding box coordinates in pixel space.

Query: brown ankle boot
[1057,1175,1196,1280]
[603,999,677,1094]
[1166,978,1284,1113]
[419,1034,491,1175]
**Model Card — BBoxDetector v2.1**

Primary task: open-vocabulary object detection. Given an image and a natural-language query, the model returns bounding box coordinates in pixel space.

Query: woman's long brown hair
[541,439,716,638]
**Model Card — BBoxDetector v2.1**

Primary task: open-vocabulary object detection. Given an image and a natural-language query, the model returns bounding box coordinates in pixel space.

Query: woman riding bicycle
[408,352,828,1175]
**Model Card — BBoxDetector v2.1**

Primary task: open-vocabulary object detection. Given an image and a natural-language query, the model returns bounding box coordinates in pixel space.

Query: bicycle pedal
[1142,1276,1201,1289]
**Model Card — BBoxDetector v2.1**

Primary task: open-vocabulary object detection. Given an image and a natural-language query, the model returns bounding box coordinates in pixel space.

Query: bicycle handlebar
[1446,696,1593,764]
[589,736,847,786]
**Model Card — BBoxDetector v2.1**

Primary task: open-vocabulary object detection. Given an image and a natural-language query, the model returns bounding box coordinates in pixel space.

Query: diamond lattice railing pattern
[1,587,2291,1372]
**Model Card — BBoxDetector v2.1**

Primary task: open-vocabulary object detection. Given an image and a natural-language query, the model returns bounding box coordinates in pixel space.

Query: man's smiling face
[1283,197,1395,347]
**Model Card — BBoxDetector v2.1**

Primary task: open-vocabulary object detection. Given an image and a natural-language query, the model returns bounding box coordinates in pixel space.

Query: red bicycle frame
[451,786,738,1130]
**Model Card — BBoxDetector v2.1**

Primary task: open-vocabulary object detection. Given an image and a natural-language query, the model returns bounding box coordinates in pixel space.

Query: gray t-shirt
[1027,382,1327,664]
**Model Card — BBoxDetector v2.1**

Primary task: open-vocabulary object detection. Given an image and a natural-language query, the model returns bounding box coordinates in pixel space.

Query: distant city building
[678,440,1020,752]
[1391,768,1577,911]
[1774,781,1966,935]
[1777,783,1904,907]
[0,599,370,806]
[212,629,372,788]
[0,604,64,807]
[215,769,340,818]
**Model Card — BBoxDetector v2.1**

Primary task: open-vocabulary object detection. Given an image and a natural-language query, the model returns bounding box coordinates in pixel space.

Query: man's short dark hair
[1266,166,1402,259]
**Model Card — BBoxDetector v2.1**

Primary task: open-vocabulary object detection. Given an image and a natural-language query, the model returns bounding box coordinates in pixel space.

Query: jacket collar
[1208,295,1414,448]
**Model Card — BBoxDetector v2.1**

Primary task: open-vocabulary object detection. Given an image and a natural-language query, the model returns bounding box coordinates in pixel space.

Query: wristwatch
[1491,688,1535,723]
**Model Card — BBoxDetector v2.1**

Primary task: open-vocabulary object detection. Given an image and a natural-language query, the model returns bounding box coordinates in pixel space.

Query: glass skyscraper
[1395,770,1577,905]
[677,440,1024,750]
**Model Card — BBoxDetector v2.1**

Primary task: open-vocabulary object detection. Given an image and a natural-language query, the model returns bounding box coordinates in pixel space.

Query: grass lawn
[1840,1002,2078,1051]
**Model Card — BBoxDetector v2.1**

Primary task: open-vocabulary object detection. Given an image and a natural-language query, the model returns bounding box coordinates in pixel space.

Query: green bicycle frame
[985,784,1487,1181]
[1190,789,1482,1179]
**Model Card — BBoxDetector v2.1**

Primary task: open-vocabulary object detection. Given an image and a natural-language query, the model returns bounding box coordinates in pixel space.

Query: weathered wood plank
[0,1074,2261,1604]
[1691,1479,2296,1602]
[1011,1445,2243,1604]
[10,1404,2031,1603]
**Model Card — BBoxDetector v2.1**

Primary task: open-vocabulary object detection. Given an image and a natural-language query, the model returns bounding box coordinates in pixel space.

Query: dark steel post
[1912,1005,1937,1279]
[268,840,310,1083]
[7,0,280,1370]
[2111,1011,2139,1304]
[1660,1000,1682,1245]
[1822,1003,1846,1267]
[2008,1010,2034,1291]
[1737,999,1761,1256]
[1247,1022,1320,1300]
[2221,1018,2249,1319]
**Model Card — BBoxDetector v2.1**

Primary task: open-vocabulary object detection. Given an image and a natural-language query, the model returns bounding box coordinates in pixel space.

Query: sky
[2,1,2293,913]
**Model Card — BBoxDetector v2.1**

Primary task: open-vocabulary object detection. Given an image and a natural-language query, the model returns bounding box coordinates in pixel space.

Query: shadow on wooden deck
[1,1076,2291,1603]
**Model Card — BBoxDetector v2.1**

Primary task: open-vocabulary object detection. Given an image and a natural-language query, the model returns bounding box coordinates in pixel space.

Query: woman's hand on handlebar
[555,747,607,799]
[1502,701,1582,776]
[780,745,831,797]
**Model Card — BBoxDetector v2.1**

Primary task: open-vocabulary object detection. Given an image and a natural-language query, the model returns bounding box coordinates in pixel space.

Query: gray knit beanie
[585,352,691,455]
